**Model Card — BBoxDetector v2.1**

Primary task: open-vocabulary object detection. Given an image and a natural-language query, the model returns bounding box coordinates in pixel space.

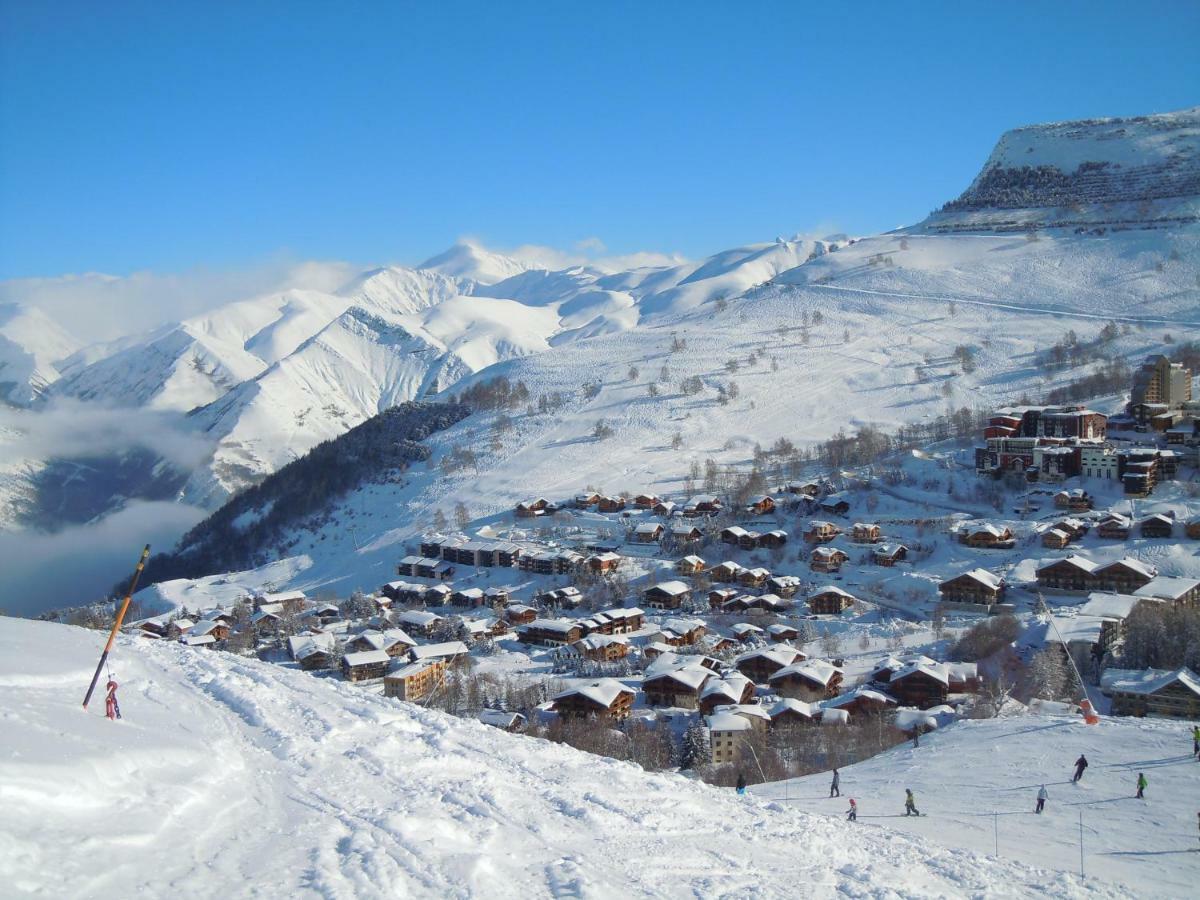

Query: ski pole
[83,545,151,710]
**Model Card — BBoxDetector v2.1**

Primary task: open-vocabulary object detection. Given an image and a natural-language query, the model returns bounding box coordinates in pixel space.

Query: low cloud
[476,239,688,274]
[0,398,215,470]
[0,257,359,343]
[0,500,207,617]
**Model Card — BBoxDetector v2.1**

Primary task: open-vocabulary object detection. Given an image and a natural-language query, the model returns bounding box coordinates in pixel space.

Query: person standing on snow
[1036,785,1047,814]
[904,788,920,817]
[830,768,841,798]
[1072,754,1088,783]
[736,773,746,795]
[847,798,857,821]
[105,679,121,721]
[1192,724,1199,758]
[1136,772,1147,799]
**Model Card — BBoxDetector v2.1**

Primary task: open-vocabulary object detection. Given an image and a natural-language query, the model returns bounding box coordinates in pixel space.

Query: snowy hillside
[0,617,1121,898]
[0,304,80,406]
[755,713,1200,897]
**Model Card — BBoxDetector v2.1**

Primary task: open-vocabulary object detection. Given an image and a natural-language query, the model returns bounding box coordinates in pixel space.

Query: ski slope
[754,713,1200,898]
[0,617,1123,899]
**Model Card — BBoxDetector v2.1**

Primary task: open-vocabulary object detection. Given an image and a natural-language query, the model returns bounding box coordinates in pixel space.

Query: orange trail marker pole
[83,545,150,710]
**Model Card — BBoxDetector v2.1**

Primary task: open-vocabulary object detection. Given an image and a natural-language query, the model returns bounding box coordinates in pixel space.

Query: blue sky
[1,1,1197,279]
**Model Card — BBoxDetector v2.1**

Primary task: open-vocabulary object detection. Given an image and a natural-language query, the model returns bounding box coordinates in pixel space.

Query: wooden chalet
[1054,488,1093,511]
[394,609,445,636]
[383,659,446,702]
[886,661,949,708]
[633,522,665,543]
[808,586,857,615]
[451,587,486,607]
[551,679,635,719]
[786,481,821,497]
[1042,527,1073,550]
[768,623,800,642]
[586,551,622,574]
[569,634,630,662]
[504,604,538,626]
[677,554,706,575]
[804,520,840,543]
[721,525,750,545]
[737,567,771,588]
[515,498,551,518]
[580,607,645,635]
[872,544,908,567]
[745,495,776,516]
[768,698,820,728]
[710,561,744,583]
[574,491,601,508]
[765,574,801,597]
[1036,556,1155,594]
[938,569,1004,606]
[1133,576,1200,608]
[769,660,843,701]
[643,580,692,609]
[818,492,851,515]
[597,495,627,513]
[670,524,703,544]
[634,493,661,508]
[737,530,763,551]
[643,666,712,708]
[537,586,584,608]
[423,584,453,605]
[698,674,755,715]
[809,546,848,573]
[484,586,511,607]
[342,649,391,683]
[653,617,708,646]
[959,523,1015,549]
[731,623,765,643]
[851,522,881,544]
[288,633,337,670]
[825,686,897,717]
[479,709,527,732]
[758,529,788,549]
[735,646,804,683]
[1102,667,1200,719]
[1097,514,1132,539]
[707,587,739,608]
[686,495,723,515]
[518,618,584,646]
[1140,513,1174,539]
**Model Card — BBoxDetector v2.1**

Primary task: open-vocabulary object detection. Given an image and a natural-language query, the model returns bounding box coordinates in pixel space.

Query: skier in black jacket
[1072,754,1088,783]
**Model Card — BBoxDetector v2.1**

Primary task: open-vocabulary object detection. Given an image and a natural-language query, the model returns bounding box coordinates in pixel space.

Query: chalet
[137,618,167,639]
[698,673,755,715]
[1041,527,1073,550]
[258,590,306,614]
[342,649,391,683]
[938,569,1005,606]
[515,498,551,518]
[721,525,750,545]
[642,666,712,708]
[1098,558,1157,593]
[735,646,804,683]
[818,492,851,515]
[382,580,427,604]
[946,661,981,693]
[786,481,822,497]
[519,550,582,575]
[745,495,776,516]
[768,623,800,642]
[640,641,675,662]
[394,609,444,636]
[1052,518,1089,540]
[1054,488,1093,511]
[873,544,908,566]
[166,618,195,640]
[408,641,471,665]
[769,659,843,701]
[654,499,679,518]
[706,710,752,764]
[765,574,801,597]
[1097,514,1132,539]
[728,592,790,615]
[1134,576,1200,608]
[310,602,341,625]
[634,493,662,509]
[346,628,416,658]
[867,654,933,685]
[768,698,821,728]
[804,520,840,543]
[643,580,692,609]
[504,604,538,626]
[569,634,630,662]
[518,618,584,647]
[687,495,723,515]
[423,584,453,605]
[707,587,739,608]
[887,660,950,708]
[825,686,897,717]
[188,620,230,642]
[415,558,454,579]
[1187,517,1200,540]
[732,623,765,642]
[703,634,738,654]
[1101,667,1200,719]
[737,566,772,588]
[574,491,601,508]
[1140,513,1174,539]
[670,524,703,544]
[809,546,848,573]
[383,659,447,702]
[597,495,627,513]
[586,552,621,574]
[479,709,526,732]
[181,634,217,649]
[1037,556,1098,592]
[442,540,521,568]
[759,530,788,549]
[450,587,486,607]
[959,523,1015,550]
[710,561,744,583]
[851,523,881,544]
[581,607,644,635]
[484,586,511,607]
[250,606,283,634]
[677,554,706,575]
[652,617,707,646]
[288,633,337,670]
[808,586,857,615]
[633,522,665,543]
[551,679,635,719]
[537,586,584,608]
[737,530,763,551]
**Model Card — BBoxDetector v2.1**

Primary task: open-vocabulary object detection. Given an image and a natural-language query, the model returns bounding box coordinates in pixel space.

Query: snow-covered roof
[890,660,949,686]
[680,555,705,566]
[1101,667,1200,698]
[479,709,524,728]
[948,568,1004,589]
[525,618,581,633]
[811,585,856,599]
[396,610,444,627]
[769,698,819,719]
[409,641,470,661]
[705,711,751,733]
[343,649,390,667]
[731,623,764,636]
[387,660,440,680]
[181,634,216,646]
[825,687,896,709]
[647,580,690,596]
[1078,592,1143,620]
[644,666,711,691]
[1133,576,1200,601]
[553,679,632,708]
[288,632,335,659]
[736,646,800,667]
[819,708,850,726]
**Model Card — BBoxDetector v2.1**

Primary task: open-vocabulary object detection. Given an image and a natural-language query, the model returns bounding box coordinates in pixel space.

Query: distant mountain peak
[418,240,531,285]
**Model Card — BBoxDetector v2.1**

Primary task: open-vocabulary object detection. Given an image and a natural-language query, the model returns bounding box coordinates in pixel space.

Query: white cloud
[483,239,688,274]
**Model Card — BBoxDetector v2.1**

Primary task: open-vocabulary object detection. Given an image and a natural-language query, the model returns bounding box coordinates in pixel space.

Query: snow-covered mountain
[0,617,1122,898]
[0,303,81,406]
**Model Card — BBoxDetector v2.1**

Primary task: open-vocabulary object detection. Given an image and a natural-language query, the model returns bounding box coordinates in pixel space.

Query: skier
[1136,772,1147,799]
[1072,754,1088,783]
[736,772,746,796]
[830,768,841,798]
[1036,785,1047,814]
[1192,724,1199,758]
[846,798,857,821]
[904,788,920,817]
[104,678,121,721]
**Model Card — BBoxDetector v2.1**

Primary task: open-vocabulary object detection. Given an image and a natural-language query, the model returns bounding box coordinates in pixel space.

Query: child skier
[830,768,841,798]
[846,798,857,821]
[1036,785,1047,814]
[1072,754,1088,783]
[1136,772,1147,799]
[904,788,920,817]
[104,679,121,721]
[736,773,746,796]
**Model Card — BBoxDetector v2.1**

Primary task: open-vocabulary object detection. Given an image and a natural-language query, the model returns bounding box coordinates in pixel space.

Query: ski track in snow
[0,618,1132,899]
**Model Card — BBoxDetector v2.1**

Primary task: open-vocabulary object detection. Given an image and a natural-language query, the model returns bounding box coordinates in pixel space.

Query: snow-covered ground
[754,712,1200,898]
[0,617,1127,899]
